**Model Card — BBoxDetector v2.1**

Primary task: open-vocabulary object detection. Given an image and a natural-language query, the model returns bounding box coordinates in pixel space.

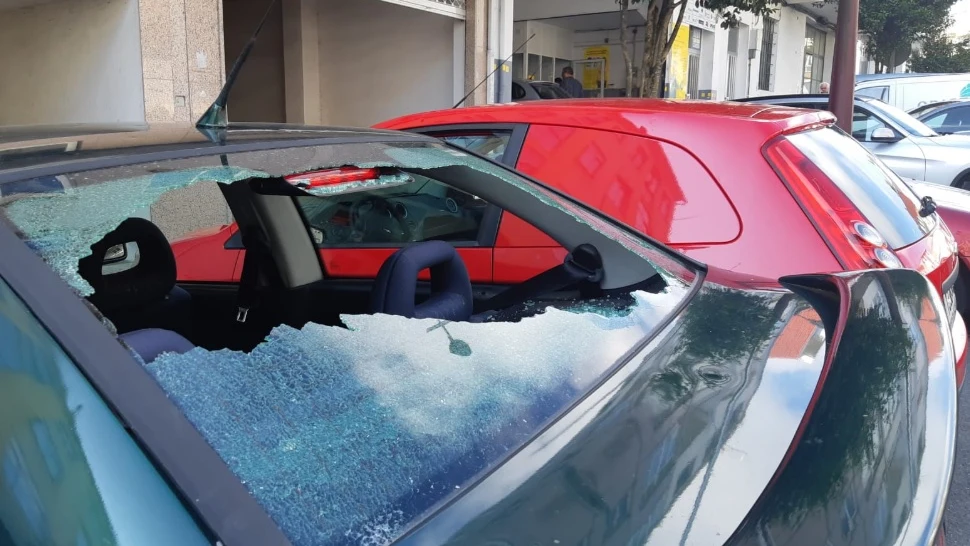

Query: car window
[787,127,935,249]
[512,82,527,100]
[865,99,938,137]
[436,131,512,162]
[295,173,489,247]
[851,107,893,141]
[0,141,698,546]
[923,110,947,129]
[0,276,209,546]
[856,86,888,101]
[533,83,569,99]
[939,106,970,131]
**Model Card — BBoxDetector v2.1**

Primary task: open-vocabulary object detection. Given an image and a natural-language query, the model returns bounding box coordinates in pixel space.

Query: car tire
[952,174,970,190]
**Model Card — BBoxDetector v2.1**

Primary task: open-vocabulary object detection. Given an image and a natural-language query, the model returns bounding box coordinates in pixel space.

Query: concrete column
[282,0,322,124]
[463,0,488,106]
[138,0,225,123]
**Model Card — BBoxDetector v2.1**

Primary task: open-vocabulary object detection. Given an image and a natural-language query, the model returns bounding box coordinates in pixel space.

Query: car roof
[734,93,873,104]
[377,99,833,141]
[0,123,431,176]
[855,72,957,83]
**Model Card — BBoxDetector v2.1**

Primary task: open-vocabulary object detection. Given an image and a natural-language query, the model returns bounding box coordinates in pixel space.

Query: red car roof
[376,99,835,144]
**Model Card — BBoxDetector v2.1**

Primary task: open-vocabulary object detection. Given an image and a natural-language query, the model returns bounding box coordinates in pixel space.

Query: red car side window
[515,126,741,246]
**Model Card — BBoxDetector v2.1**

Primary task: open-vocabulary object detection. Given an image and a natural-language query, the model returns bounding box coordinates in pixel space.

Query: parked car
[374,100,967,375]
[737,94,970,188]
[0,123,957,546]
[911,98,970,135]
[512,78,571,101]
[855,72,970,111]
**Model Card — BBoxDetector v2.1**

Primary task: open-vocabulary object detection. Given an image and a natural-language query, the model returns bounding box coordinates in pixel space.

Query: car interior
[74,163,671,363]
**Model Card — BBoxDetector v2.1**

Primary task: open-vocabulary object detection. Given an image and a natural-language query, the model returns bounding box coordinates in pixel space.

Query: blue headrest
[371,241,473,322]
[120,328,195,363]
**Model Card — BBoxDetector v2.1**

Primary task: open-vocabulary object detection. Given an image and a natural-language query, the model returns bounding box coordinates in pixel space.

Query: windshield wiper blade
[196,0,278,143]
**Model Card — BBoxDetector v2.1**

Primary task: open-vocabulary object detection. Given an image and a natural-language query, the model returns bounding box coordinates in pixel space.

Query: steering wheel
[350,196,413,242]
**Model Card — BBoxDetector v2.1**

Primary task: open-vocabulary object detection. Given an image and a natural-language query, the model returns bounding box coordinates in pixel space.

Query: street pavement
[946,382,970,545]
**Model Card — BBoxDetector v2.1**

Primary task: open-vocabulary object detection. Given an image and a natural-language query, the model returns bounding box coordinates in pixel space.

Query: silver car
[737,94,970,189]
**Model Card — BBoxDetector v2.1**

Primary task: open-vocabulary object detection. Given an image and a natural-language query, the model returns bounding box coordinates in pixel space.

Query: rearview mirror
[103,243,127,264]
[871,127,901,143]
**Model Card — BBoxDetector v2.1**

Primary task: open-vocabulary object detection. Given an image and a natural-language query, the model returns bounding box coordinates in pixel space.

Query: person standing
[560,67,584,98]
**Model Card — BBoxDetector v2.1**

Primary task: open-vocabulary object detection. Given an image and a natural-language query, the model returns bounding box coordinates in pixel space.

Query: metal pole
[829,0,860,132]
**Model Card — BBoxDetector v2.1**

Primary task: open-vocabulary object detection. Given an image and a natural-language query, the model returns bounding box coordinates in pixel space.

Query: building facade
[0,0,511,128]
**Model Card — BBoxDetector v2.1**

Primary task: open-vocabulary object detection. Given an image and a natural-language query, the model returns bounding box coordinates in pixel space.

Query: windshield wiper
[196,0,278,144]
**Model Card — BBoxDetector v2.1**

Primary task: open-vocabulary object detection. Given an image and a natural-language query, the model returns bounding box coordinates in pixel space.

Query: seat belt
[478,244,603,313]
[236,230,271,323]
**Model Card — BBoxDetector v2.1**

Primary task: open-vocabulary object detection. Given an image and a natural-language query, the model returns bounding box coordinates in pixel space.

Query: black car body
[512,78,571,101]
[0,125,957,546]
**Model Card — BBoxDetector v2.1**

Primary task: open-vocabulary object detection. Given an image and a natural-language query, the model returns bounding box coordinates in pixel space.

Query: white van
[855,73,970,111]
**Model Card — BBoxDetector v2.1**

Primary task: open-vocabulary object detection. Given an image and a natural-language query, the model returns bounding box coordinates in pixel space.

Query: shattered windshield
[0,139,696,545]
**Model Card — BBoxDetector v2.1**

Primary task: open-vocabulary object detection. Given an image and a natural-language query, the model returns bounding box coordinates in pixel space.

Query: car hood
[398,269,956,546]
[922,132,970,149]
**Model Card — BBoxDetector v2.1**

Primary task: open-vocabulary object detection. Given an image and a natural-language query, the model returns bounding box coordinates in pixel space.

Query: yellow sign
[668,25,689,99]
[582,46,610,90]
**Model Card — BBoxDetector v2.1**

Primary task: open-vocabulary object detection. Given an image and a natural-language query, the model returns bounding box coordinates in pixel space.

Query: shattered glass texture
[147,289,686,546]
[2,166,267,295]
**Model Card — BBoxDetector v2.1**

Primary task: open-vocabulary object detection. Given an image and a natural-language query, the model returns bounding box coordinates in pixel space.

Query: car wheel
[953,174,970,191]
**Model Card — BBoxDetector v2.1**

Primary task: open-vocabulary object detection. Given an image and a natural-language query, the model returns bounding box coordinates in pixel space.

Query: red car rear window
[785,127,935,249]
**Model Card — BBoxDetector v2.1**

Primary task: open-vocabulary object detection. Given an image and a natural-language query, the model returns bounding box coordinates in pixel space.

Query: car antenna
[453,33,536,109]
[196,0,278,145]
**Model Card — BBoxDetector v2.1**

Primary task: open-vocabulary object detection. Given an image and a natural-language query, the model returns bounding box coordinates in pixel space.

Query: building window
[688,26,702,99]
[803,26,827,93]
[759,17,777,91]
[726,26,739,99]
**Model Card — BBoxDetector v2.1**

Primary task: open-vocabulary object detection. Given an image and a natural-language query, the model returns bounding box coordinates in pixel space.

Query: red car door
[423,124,741,283]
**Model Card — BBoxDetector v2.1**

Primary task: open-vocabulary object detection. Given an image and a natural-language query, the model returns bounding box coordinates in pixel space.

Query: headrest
[78,217,177,310]
[371,241,473,322]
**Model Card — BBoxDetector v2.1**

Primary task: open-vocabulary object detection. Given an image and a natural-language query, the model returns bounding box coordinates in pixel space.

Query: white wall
[317,0,458,127]
[744,7,809,97]
[0,0,144,125]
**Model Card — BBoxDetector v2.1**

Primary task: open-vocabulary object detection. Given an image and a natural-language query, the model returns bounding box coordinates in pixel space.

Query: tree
[617,0,777,98]
[859,0,955,72]
[911,33,970,72]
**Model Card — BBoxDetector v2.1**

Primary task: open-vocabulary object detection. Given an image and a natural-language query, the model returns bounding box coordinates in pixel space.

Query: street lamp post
[829,0,861,132]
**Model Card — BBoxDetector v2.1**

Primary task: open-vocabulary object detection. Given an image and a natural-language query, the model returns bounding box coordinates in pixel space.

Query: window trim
[0,221,294,546]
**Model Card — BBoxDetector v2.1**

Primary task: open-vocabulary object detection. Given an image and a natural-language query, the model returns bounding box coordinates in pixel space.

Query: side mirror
[103,243,128,264]
[871,127,901,143]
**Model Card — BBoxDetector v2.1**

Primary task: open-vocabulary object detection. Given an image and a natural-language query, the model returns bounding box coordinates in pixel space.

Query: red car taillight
[764,137,904,270]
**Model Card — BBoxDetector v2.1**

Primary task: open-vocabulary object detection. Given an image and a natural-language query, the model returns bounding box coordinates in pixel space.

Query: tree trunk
[637,0,688,98]
[619,0,634,97]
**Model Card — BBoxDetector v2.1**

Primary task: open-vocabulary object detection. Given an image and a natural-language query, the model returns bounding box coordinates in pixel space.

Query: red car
[173,100,967,382]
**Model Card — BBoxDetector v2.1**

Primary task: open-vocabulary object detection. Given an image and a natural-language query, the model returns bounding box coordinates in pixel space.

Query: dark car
[911,99,970,135]
[513,78,571,101]
[0,124,957,546]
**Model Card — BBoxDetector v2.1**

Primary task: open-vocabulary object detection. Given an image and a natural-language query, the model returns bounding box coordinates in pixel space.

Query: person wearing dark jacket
[560,67,584,98]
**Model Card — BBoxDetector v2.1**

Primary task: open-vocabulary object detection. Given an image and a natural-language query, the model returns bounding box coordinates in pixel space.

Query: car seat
[119,328,195,363]
[77,217,192,338]
[371,240,474,322]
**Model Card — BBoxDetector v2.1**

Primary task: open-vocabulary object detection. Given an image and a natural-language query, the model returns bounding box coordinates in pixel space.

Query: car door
[419,123,742,282]
[851,105,927,180]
